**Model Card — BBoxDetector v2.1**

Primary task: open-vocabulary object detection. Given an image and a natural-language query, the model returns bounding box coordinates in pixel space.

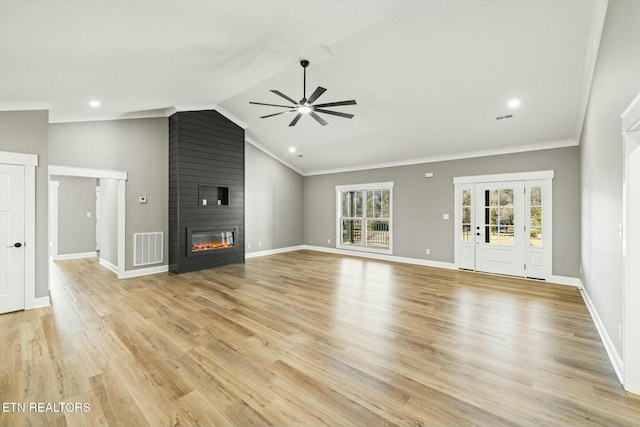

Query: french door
[475,181,524,276]
[455,172,552,280]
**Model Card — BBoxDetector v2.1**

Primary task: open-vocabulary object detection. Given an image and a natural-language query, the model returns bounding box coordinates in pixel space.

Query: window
[529,186,543,247]
[336,182,393,253]
[461,189,471,241]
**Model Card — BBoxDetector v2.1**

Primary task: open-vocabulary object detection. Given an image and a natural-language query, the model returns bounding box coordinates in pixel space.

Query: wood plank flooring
[1,250,639,426]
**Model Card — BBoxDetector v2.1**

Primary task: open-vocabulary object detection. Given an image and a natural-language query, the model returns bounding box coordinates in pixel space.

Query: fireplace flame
[192,242,234,252]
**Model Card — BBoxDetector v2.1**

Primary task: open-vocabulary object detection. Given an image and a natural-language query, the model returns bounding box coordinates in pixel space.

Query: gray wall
[99,178,119,266]
[304,146,580,277]
[49,118,168,271]
[245,143,304,252]
[580,0,640,356]
[52,176,96,255]
[0,110,49,298]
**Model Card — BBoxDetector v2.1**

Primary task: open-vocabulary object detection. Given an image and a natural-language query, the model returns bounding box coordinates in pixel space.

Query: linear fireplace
[188,227,237,257]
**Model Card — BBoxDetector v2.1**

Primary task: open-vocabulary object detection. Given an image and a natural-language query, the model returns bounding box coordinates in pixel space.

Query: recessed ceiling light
[89,100,101,108]
[507,99,520,109]
[289,147,296,153]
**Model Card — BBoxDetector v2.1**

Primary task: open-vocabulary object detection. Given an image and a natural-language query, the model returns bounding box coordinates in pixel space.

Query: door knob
[6,242,22,248]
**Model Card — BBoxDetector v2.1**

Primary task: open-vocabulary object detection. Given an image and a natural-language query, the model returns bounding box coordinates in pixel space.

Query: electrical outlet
[258,241,262,247]
[328,239,331,244]
[425,249,430,255]
[247,243,250,248]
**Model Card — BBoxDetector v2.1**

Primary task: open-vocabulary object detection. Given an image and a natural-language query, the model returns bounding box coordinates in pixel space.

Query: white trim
[580,284,624,385]
[0,151,38,166]
[549,275,583,287]
[574,0,608,143]
[212,105,249,130]
[32,295,51,309]
[453,170,554,184]
[245,245,305,259]
[49,180,59,262]
[121,265,169,279]
[621,91,640,123]
[53,252,97,261]
[49,165,127,180]
[303,245,457,270]
[335,181,394,191]
[117,180,126,279]
[306,139,576,176]
[23,164,37,310]
[99,257,118,274]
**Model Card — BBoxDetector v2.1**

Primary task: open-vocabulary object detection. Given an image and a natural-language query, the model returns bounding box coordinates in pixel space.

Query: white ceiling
[0,0,605,175]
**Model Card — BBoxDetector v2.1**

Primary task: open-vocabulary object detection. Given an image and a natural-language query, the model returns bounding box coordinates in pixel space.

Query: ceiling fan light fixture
[297,104,312,114]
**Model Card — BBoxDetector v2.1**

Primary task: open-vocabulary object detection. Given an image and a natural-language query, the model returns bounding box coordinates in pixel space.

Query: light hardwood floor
[1,251,639,426]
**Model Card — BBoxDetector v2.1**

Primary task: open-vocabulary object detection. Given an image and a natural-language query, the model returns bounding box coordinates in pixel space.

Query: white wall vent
[133,232,163,266]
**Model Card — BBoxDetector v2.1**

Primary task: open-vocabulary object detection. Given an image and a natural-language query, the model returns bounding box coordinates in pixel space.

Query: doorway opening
[48,165,127,279]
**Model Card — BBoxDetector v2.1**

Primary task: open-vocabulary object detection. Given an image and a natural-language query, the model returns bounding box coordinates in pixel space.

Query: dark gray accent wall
[0,110,49,298]
[169,110,245,273]
[580,0,640,356]
[49,118,168,271]
[52,176,96,255]
[245,143,304,253]
[304,146,580,277]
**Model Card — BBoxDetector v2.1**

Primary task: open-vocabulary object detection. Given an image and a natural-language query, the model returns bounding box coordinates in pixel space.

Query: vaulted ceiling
[0,0,605,175]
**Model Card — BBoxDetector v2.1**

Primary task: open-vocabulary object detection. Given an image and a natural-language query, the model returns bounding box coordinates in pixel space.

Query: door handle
[6,242,22,248]
[476,233,481,236]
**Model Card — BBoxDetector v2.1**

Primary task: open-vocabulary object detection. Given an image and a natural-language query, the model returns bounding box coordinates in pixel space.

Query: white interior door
[475,181,525,277]
[0,164,25,313]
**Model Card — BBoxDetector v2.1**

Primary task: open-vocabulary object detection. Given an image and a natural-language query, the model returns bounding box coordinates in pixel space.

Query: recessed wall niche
[169,110,244,273]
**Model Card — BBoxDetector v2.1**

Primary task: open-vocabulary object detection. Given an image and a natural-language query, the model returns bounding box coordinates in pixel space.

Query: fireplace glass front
[190,230,234,254]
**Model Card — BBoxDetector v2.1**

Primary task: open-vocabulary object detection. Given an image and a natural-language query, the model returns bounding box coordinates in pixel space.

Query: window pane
[488,207,498,225]
[500,189,514,207]
[462,189,471,207]
[530,206,542,227]
[381,190,390,218]
[341,192,352,217]
[462,224,471,241]
[355,191,363,217]
[487,190,499,207]
[499,207,514,226]
[366,220,389,249]
[462,206,471,224]
[530,227,543,247]
[341,219,362,245]
[531,187,542,206]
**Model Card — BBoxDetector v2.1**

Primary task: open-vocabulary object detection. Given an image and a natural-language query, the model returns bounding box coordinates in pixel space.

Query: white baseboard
[121,265,169,278]
[550,275,583,287]
[580,283,624,384]
[98,257,118,274]
[245,245,305,259]
[54,251,97,261]
[32,295,51,309]
[302,245,457,270]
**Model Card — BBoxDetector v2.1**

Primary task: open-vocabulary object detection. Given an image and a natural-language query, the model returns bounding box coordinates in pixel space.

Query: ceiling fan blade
[314,108,354,119]
[270,90,298,105]
[261,110,295,119]
[289,113,303,127]
[250,101,296,108]
[307,86,327,104]
[313,100,357,108]
[310,111,328,126]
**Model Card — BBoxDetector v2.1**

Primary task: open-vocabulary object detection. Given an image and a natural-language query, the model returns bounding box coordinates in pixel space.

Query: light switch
[443,213,449,220]
[139,196,147,204]
[86,212,92,218]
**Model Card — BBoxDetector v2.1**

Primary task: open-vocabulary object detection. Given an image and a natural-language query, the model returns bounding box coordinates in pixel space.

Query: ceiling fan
[250,59,356,126]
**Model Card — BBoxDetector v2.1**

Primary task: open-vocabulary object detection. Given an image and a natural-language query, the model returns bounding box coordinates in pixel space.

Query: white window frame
[335,182,394,255]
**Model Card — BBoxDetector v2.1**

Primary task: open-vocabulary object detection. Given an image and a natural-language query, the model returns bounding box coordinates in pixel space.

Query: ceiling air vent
[496,114,514,121]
